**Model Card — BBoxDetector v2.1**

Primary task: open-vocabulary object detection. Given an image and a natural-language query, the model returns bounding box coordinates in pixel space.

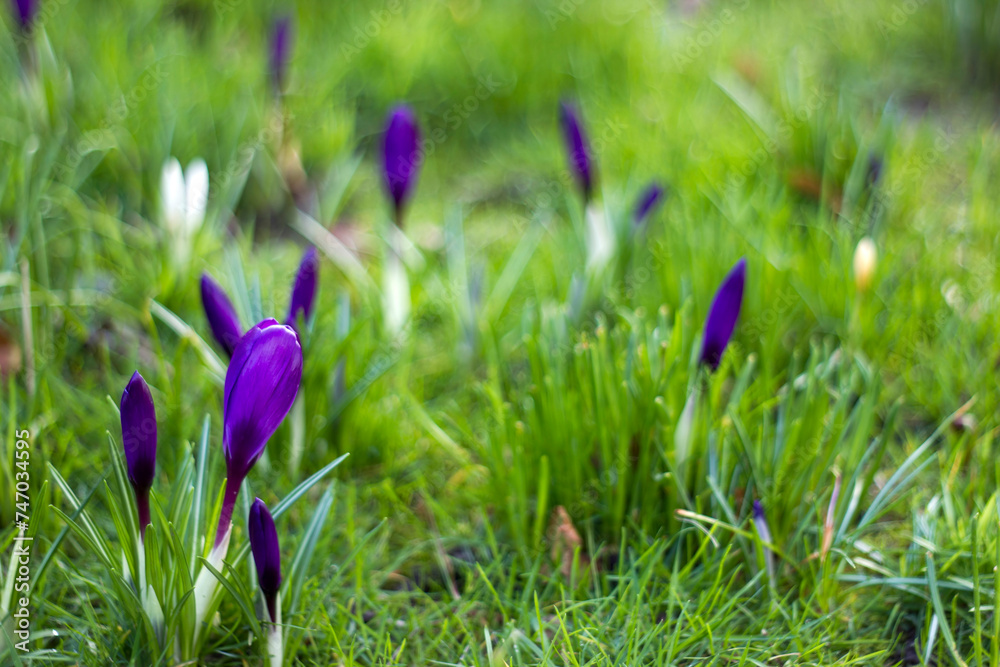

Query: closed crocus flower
[200,273,244,358]
[558,100,594,203]
[286,247,318,329]
[120,371,157,538]
[215,319,302,547]
[633,183,666,230]
[382,105,421,225]
[249,498,282,623]
[269,16,292,95]
[699,257,746,370]
[11,0,36,31]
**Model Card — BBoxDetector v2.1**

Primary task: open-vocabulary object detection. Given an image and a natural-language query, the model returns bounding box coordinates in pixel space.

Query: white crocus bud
[853,237,877,293]
[160,158,186,235]
[160,157,209,267]
[184,158,209,233]
[585,202,614,272]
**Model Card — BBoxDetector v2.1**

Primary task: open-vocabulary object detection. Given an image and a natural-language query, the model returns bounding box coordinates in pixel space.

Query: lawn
[2,0,1000,664]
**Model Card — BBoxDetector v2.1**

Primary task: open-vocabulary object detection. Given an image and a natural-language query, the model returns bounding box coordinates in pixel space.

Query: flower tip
[120,371,157,500]
[248,498,282,621]
[558,99,594,201]
[634,182,667,228]
[699,257,747,370]
[287,247,319,327]
[200,273,244,358]
[752,499,765,520]
[382,105,421,223]
[270,15,293,94]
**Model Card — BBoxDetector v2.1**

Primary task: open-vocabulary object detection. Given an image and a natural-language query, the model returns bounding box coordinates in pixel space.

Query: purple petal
[699,257,746,370]
[558,100,594,202]
[286,247,318,328]
[121,371,156,535]
[249,498,282,622]
[633,182,666,229]
[201,273,244,359]
[269,15,293,94]
[223,320,302,484]
[120,371,157,494]
[11,0,36,30]
[381,105,421,224]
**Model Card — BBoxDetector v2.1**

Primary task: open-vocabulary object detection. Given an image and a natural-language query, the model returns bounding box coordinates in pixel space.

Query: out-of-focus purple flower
[558,100,594,202]
[286,247,318,328]
[866,154,883,187]
[381,105,421,225]
[633,182,666,229]
[269,15,293,95]
[699,257,746,370]
[200,273,244,359]
[215,319,302,546]
[249,498,282,623]
[120,371,156,538]
[752,499,775,579]
[11,0,37,31]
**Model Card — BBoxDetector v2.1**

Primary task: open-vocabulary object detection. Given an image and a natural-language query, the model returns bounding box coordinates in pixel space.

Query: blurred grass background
[3,0,1000,663]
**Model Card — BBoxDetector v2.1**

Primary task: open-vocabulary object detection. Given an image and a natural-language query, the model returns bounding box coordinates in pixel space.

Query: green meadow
[3,0,1000,664]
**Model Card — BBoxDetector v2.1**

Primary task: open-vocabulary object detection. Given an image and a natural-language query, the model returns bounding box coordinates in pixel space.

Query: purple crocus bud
[558,100,594,203]
[381,105,421,225]
[215,319,302,547]
[699,257,746,370]
[120,371,156,539]
[200,273,244,359]
[752,499,775,579]
[269,15,292,95]
[249,498,282,623]
[633,182,666,229]
[11,0,37,31]
[286,247,318,328]
[866,154,883,187]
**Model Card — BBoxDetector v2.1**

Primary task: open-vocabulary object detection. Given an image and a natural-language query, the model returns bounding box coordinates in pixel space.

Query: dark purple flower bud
[381,105,421,225]
[11,0,37,31]
[558,100,594,203]
[633,182,666,229]
[752,499,775,578]
[249,498,282,623]
[699,257,746,370]
[120,371,156,538]
[215,319,302,546]
[200,273,244,359]
[866,154,883,187]
[269,15,293,95]
[286,247,318,328]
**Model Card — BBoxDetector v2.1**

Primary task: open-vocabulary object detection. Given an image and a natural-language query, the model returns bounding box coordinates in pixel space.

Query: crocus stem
[266,595,283,667]
[383,237,410,335]
[214,476,241,549]
[137,488,151,541]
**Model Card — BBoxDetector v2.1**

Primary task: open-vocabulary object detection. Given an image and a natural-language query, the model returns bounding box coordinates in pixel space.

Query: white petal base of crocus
[143,584,165,642]
[585,203,615,272]
[674,386,699,472]
[383,247,410,335]
[267,599,283,667]
[193,525,231,635]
